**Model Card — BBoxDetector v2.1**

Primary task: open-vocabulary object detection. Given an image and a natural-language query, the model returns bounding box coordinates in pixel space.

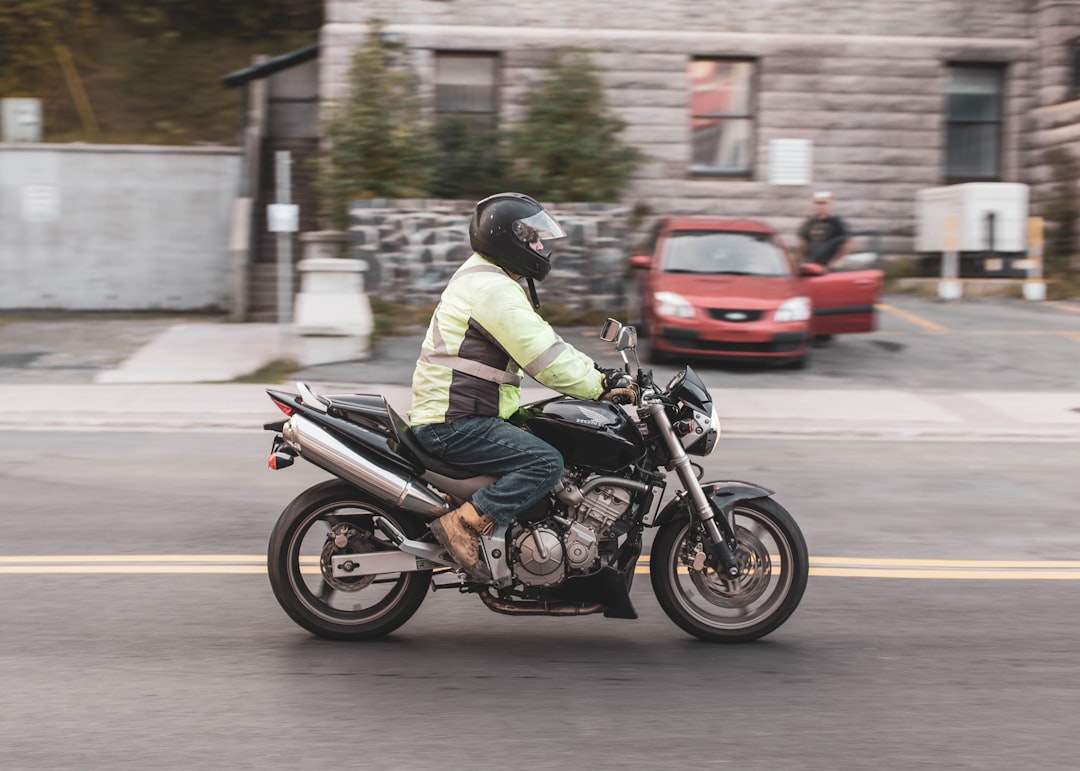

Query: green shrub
[315,19,433,227]
[1041,148,1079,281]
[429,116,506,200]
[506,47,646,202]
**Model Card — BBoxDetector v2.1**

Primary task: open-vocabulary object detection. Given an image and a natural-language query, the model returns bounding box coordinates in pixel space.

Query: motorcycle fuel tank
[523,398,647,473]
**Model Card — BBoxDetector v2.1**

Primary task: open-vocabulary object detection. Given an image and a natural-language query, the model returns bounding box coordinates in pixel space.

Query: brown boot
[430,502,496,582]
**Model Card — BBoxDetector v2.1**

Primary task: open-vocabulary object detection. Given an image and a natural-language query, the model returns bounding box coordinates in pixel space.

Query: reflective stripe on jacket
[409,253,605,425]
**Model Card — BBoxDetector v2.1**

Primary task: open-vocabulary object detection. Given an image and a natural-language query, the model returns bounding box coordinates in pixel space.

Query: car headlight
[774,297,811,322]
[655,291,695,319]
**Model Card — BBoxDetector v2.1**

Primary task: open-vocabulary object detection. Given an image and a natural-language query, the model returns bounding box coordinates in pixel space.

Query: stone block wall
[348,200,640,312]
[322,1,1080,261]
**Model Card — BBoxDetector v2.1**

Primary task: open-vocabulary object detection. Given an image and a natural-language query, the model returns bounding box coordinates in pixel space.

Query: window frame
[687,57,757,179]
[944,63,1005,184]
[1071,37,1080,101]
[433,51,499,132]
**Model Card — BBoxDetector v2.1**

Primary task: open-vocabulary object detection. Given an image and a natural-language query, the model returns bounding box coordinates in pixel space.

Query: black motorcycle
[263,319,808,642]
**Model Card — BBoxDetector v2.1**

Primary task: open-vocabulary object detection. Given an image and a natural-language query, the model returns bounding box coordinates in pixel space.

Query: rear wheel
[650,497,808,642]
[267,480,432,640]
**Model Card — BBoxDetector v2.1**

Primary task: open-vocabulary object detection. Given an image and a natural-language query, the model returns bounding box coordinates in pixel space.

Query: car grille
[706,308,765,322]
[659,327,805,354]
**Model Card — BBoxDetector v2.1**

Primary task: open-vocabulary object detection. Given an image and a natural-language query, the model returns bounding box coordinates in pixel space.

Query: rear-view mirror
[600,318,622,342]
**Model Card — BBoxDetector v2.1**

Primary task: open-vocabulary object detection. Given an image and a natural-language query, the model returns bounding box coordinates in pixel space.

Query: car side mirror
[799,263,827,277]
[629,255,652,270]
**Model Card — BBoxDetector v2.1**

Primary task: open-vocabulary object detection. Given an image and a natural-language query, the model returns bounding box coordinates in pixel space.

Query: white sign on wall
[267,203,300,233]
[21,185,60,222]
[768,139,813,186]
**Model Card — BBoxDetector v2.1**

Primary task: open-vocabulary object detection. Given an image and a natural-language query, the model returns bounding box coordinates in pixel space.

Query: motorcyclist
[408,192,637,581]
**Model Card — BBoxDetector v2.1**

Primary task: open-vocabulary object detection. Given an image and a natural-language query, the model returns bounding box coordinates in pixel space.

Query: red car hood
[654,273,800,309]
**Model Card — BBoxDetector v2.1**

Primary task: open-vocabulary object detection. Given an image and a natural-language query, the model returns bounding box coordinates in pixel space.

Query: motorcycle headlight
[775,296,811,323]
[655,291,695,319]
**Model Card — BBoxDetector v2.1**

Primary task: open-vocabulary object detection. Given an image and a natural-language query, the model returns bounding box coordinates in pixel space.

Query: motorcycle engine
[510,475,634,589]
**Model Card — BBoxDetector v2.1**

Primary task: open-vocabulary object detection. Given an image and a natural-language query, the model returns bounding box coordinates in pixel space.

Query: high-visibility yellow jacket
[409,253,605,425]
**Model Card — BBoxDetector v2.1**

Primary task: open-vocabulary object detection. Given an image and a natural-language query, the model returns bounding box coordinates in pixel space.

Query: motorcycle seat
[383,404,481,481]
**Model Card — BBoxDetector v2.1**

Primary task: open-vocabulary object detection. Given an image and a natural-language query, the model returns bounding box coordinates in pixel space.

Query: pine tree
[507,47,645,202]
[315,20,432,227]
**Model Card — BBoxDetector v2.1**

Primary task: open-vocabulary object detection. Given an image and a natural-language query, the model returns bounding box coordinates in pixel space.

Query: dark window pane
[436,54,496,117]
[945,65,1003,181]
[690,116,753,171]
[689,60,753,117]
[948,92,1001,122]
[946,122,1001,178]
[689,58,755,174]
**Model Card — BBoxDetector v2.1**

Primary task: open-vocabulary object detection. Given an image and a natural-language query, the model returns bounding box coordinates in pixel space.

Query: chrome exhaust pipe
[283,415,450,518]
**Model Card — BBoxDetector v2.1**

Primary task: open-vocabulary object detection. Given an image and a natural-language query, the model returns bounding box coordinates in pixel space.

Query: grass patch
[231,358,299,384]
[1047,276,1080,300]
[369,297,438,340]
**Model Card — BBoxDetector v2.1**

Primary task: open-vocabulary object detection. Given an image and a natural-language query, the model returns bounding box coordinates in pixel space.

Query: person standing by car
[798,191,851,268]
[408,192,638,581]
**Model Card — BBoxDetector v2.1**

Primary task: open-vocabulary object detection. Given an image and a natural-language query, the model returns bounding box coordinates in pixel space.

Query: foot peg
[373,516,405,545]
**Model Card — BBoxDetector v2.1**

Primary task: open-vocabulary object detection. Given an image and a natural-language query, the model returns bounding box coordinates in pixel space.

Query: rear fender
[651,480,774,531]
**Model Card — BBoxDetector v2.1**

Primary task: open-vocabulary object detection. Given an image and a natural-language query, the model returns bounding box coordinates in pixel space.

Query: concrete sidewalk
[2,381,1079,440]
[2,316,1079,439]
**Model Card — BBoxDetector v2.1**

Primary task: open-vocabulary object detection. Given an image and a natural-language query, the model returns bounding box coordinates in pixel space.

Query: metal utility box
[915,183,1029,254]
[1,98,43,142]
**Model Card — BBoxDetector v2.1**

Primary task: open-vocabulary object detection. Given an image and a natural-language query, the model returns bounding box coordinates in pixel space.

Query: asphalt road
[2,294,1079,392]
[2,430,1079,769]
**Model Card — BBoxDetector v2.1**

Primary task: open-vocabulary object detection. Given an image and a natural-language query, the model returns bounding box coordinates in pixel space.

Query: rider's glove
[598,368,640,406]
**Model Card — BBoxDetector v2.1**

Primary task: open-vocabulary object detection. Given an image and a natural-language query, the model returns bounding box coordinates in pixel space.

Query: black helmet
[469,193,566,281]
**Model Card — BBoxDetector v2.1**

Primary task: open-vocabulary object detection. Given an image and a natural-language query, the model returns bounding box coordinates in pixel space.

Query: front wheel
[650,497,808,643]
[267,480,432,640]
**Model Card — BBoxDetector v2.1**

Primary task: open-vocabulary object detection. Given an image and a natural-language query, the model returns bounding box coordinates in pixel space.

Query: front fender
[651,480,774,530]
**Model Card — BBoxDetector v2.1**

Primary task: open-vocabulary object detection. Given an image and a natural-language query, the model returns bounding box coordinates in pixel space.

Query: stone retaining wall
[348,199,640,311]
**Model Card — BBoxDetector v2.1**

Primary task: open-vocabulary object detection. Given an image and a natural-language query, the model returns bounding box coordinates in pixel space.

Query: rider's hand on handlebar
[599,369,640,406]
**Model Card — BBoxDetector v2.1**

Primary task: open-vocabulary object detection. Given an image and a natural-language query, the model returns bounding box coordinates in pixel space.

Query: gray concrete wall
[319,0,1078,259]
[1,144,241,311]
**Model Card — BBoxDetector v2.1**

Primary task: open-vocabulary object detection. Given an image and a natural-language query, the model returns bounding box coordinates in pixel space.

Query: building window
[1071,37,1080,100]
[688,58,755,176]
[945,65,1004,182]
[432,52,500,198]
[435,52,498,130]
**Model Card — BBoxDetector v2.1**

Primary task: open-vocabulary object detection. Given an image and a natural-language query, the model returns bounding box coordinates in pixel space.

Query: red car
[630,217,883,369]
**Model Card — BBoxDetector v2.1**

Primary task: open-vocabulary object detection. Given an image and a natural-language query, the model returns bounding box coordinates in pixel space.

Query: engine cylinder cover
[514,527,564,587]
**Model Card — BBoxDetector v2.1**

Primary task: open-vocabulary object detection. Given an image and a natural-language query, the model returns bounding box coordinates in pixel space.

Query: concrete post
[1023,216,1047,301]
[938,213,963,300]
[292,231,373,365]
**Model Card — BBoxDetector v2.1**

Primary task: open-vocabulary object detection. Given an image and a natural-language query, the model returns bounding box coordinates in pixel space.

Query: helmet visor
[511,210,566,249]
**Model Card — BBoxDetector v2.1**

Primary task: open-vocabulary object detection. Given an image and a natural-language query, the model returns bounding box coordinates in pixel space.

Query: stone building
[318,0,1080,260]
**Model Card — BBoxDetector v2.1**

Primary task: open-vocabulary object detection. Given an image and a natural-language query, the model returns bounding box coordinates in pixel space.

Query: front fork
[642,402,743,577]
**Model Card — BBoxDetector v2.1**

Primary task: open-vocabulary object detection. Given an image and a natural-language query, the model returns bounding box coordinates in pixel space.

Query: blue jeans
[411,416,563,527]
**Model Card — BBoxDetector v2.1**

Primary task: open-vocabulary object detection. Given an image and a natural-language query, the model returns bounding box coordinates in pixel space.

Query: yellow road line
[808,567,1080,580]
[876,303,949,334]
[2,555,1079,580]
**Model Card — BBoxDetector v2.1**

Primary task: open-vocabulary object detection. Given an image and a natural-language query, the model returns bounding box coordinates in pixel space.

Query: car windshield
[660,231,791,277]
